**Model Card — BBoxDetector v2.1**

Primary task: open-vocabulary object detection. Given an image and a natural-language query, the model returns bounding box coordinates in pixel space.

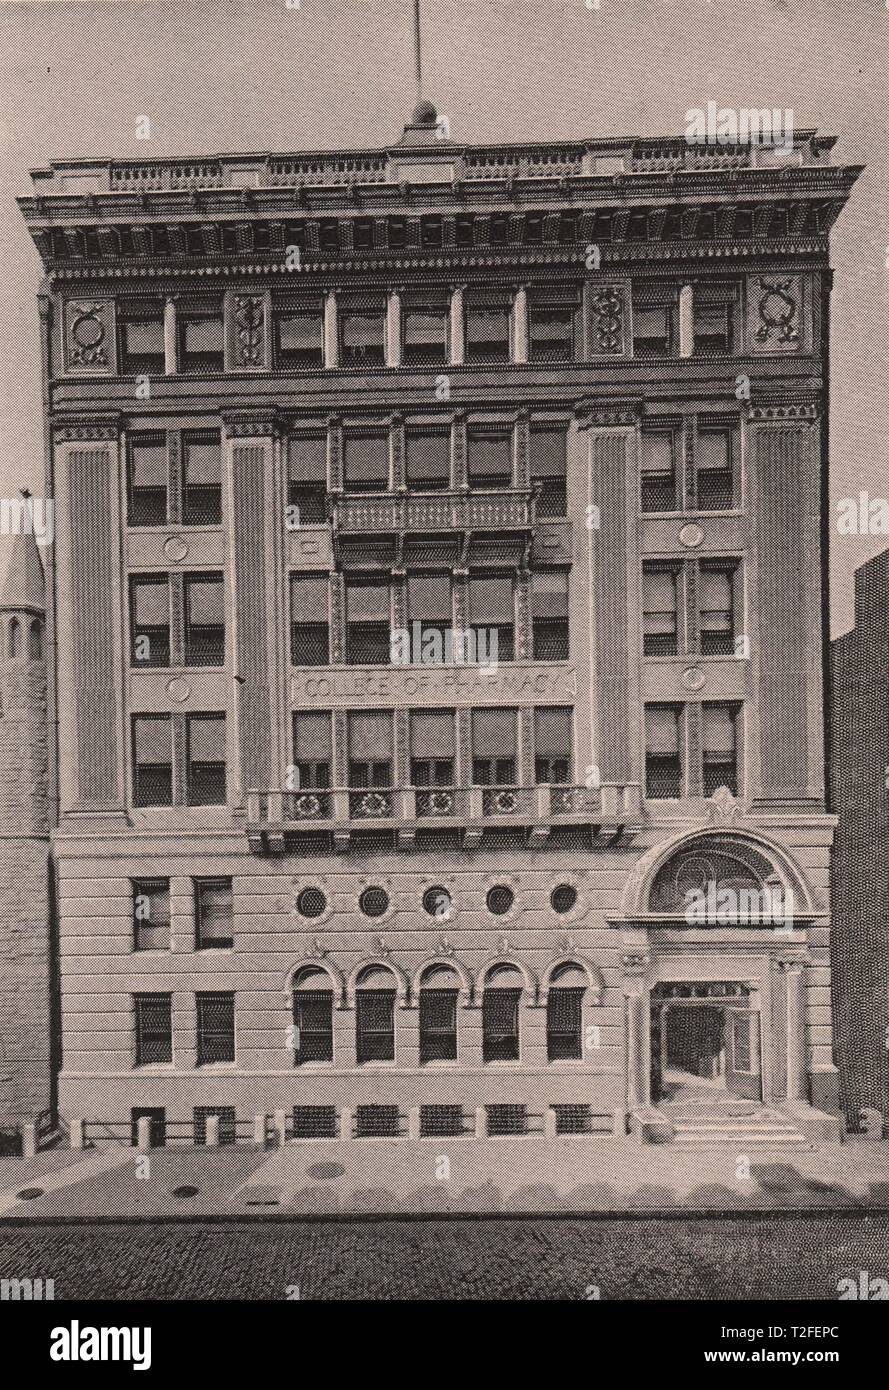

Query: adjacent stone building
[14,109,860,1146]
[831,549,889,1130]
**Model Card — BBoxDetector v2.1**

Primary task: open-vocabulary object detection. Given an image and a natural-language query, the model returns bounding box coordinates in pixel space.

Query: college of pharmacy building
[11,107,859,1146]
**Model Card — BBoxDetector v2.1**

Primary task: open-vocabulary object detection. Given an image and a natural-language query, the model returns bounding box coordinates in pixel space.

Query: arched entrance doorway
[651,982,762,1103]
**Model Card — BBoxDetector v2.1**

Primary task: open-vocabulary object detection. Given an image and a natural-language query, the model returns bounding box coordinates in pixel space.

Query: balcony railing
[332,488,534,538]
[245,783,642,851]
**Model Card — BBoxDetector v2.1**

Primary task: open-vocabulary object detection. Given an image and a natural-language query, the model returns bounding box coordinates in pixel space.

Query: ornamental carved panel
[227,292,269,370]
[63,299,116,374]
[745,274,807,353]
[587,284,628,356]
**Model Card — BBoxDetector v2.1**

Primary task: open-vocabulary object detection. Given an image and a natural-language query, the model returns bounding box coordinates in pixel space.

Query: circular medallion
[681,667,707,692]
[71,311,105,349]
[163,536,189,562]
[678,523,704,549]
[166,677,192,703]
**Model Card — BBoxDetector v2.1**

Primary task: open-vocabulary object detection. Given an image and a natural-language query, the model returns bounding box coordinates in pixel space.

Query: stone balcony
[244,782,643,853]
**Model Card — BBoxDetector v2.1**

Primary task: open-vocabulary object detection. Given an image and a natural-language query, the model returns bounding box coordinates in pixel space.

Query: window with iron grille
[547,987,584,1060]
[486,1104,527,1135]
[182,434,222,526]
[293,1105,337,1138]
[186,714,227,806]
[702,702,739,795]
[275,306,324,369]
[345,575,391,665]
[420,1105,464,1137]
[483,989,520,1062]
[405,427,451,491]
[196,991,235,1065]
[134,993,172,1065]
[534,706,572,785]
[531,571,569,660]
[127,435,168,527]
[288,433,328,523]
[356,990,395,1063]
[132,714,173,807]
[293,990,333,1064]
[640,429,678,512]
[290,573,330,666]
[195,878,233,950]
[132,879,170,952]
[529,425,568,515]
[355,1105,400,1137]
[184,573,225,666]
[645,704,683,798]
[552,1104,593,1135]
[642,563,679,656]
[118,299,165,376]
[193,1106,236,1145]
[178,305,224,372]
[130,576,170,668]
[419,989,458,1063]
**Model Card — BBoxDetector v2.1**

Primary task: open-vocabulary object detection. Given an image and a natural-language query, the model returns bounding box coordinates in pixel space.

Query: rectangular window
[119,300,165,375]
[274,306,324,369]
[468,572,514,663]
[177,306,224,372]
[293,1105,337,1138]
[529,426,568,517]
[184,573,225,666]
[196,991,235,1065]
[290,573,329,665]
[134,993,172,1065]
[465,292,512,363]
[406,572,452,655]
[195,878,233,950]
[640,430,678,513]
[132,714,173,807]
[288,434,327,523]
[702,702,739,795]
[699,565,736,655]
[293,991,333,1064]
[348,711,393,787]
[355,1104,399,1136]
[132,879,170,952]
[342,428,390,492]
[693,291,735,355]
[130,576,170,668]
[531,570,569,660]
[467,426,513,489]
[696,427,738,510]
[645,704,683,798]
[419,989,458,1063]
[128,435,168,526]
[534,706,572,785]
[340,298,387,366]
[292,711,332,789]
[182,434,222,526]
[402,296,449,365]
[547,987,584,1061]
[642,564,679,656]
[633,299,675,357]
[186,714,227,806]
[404,426,450,491]
[345,575,391,665]
[528,290,579,363]
[482,990,520,1062]
[410,710,455,790]
[356,990,395,1063]
[486,1104,527,1135]
[472,707,517,786]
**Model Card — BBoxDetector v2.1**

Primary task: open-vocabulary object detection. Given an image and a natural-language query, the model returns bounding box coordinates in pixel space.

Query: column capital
[221,409,286,439]
[575,398,643,430]
[52,411,122,443]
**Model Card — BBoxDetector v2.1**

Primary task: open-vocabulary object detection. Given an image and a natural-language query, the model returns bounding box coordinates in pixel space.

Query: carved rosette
[64,300,116,373]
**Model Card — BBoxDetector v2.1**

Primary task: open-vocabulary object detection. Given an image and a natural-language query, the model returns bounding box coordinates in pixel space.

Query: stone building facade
[830,549,889,1130]
[15,110,859,1144]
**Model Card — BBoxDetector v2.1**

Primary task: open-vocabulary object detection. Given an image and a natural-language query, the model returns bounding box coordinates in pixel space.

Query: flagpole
[412,0,423,105]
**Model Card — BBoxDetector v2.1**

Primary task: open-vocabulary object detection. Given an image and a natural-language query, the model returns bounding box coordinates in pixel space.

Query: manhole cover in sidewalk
[172,1185,200,1199]
[306,1162,345,1180]
[15,1187,44,1200]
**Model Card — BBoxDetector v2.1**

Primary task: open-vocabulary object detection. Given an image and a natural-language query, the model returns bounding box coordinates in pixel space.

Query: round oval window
[296,887,327,920]
[359,886,390,918]
[551,884,578,915]
[422,886,452,920]
[486,885,514,916]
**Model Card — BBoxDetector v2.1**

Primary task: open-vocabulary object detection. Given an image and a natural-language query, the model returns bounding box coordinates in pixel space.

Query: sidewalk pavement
[0,1136,887,1219]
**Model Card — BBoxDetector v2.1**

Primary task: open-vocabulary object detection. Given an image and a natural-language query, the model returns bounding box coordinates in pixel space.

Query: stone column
[513,285,529,364]
[164,296,177,374]
[782,959,808,1103]
[450,286,465,365]
[324,291,339,368]
[678,284,694,358]
[621,949,650,1112]
[386,291,402,368]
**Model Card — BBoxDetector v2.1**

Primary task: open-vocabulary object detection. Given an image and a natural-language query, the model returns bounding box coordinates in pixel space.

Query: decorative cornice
[221,409,286,438]
[51,412,121,442]
[746,402,820,422]
[575,397,643,429]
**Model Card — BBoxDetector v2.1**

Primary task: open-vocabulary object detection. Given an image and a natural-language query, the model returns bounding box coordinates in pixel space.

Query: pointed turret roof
[0,497,45,613]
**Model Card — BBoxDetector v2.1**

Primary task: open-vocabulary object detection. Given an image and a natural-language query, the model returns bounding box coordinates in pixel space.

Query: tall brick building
[14,107,859,1146]
[831,549,889,1129]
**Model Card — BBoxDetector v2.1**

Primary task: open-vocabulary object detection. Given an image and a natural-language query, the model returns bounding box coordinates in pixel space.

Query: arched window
[546,963,587,1061]
[28,619,42,661]
[7,617,20,658]
[291,965,334,1066]
[418,963,460,1064]
[647,835,789,924]
[482,963,525,1063]
[355,963,397,1063]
